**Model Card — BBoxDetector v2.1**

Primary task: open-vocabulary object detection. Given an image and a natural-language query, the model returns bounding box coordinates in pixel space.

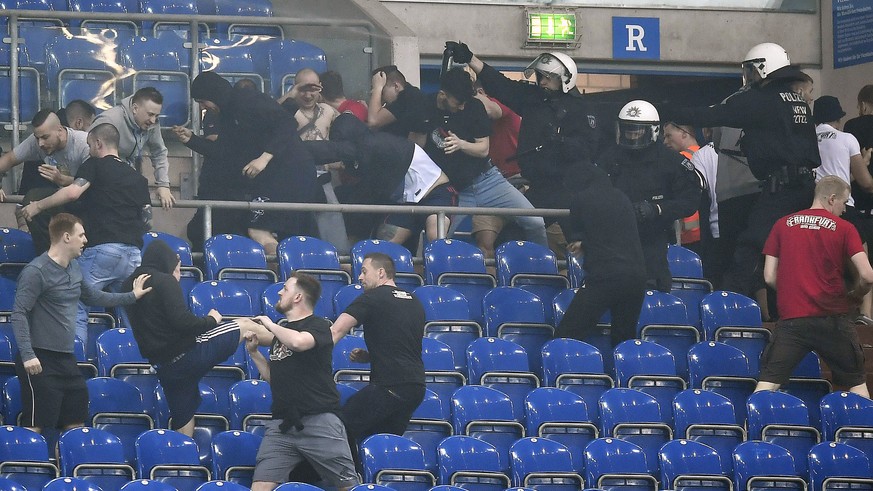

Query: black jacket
[477,63,600,186]
[122,240,217,365]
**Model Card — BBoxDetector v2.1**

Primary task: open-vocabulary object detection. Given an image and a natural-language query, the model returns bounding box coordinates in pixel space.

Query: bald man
[0,109,91,252]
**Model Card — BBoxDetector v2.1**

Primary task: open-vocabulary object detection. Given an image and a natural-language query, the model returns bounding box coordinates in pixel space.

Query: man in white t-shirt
[0,109,91,252]
[814,95,873,324]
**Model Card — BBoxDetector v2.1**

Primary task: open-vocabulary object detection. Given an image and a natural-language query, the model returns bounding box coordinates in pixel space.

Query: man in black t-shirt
[20,123,151,343]
[555,165,647,346]
[367,66,426,138]
[246,272,359,491]
[406,68,548,247]
[331,252,426,462]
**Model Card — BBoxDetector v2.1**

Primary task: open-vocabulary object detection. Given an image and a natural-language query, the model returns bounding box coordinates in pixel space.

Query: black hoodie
[122,240,217,364]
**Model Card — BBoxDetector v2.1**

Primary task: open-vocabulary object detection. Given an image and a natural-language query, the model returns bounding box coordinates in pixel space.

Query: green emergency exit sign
[528,13,576,42]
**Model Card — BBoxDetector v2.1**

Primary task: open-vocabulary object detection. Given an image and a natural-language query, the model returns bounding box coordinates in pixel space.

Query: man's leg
[554,285,610,342]
[474,167,548,247]
[376,221,413,245]
[249,228,279,257]
[849,383,871,398]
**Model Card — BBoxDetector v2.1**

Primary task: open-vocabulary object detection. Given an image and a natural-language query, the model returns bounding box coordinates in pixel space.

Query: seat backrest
[261,282,283,321]
[414,285,471,322]
[155,383,222,427]
[43,477,104,491]
[135,429,201,477]
[791,351,823,378]
[598,388,664,435]
[672,389,737,437]
[58,427,126,475]
[451,385,517,434]
[808,441,873,491]
[121,36,184,72]
[658,439,723,486]
[613,339,679,386]
[265,38,327,98]
[211,430,262,480]
[0,424,50,461]
[483,287,546,337]
[466,337,531,383]
[552,288,577,325]
[189,280,257,317]
[119,479,179,491]
[524,388,590,435]
[142,232,193,266]
[495,241,560,285]
[637,290,690,331]
[820,390,873,440]
[195,481,250,491]
[732,441,798,490]
[360,433,429,483]
[96,328,147,376]
[700,291,762,339]
[667,245,704,279]
[334,284,364,315]
[0,477,26,491]
[411,389,446,421]
[540,338,606,386]
[351,239,416,278]
[424,239,489,282]
[437,435,504,482]
[687,341,752,388]
[421,337,456,372]
[277,236,342,278]
[583,437,649,484]
[69,0,137,12]
[204,234,269,279]
[746,390,811,439]
[0,227,35,264]
[86,377,147,416]
[510,437,575,482]
[333,335,370,372]
[228,379,272,430]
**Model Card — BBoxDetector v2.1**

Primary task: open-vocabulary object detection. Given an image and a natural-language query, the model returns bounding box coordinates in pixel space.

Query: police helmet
[616,100,660,150]
[741,42,790,84]
[523,52,578,93]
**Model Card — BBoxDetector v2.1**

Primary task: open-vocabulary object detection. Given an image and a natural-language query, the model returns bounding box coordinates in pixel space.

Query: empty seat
[211,430,261,487]
[466,337,539,422]
[672,388,745,476]
[700,291,768,374]
[483,286,552,374]
[189,280,258,318]
[731,441,805,491]
[214,0,283,38]
[0,227,35,277]
[228,379,272,433]
[139,0,210,38]
[420,337,466,403]
[687,341,757,425]
[539,338,613,426]
[42,477,105,491]
[746,390,820,476]
[509,437,583,490]
[44,35,123,109]
[416,285,481,374]
[120,35,191,126]
[436,435,510,491]
[598,388,672,475]
[333,335,370,390]
[0,46,40,124]
[524,387,598,473]
[154,383,230,467]
[135,429,211,491]
[86,377,155,466]
[0,425,60,490]
[636,290,699,380]
[277,235,352,319]
[360,433,437,491]
[808,441,873,491]
[450,385,525,471]
[58,427,135,491]
[583,438,658,491]
[658,439,732,491]
[68,0,139,33]
[423,239,496,326]
[495,241,570,323]
[820,391,873,463]
[404,389,454,474]
[95,328,158,413]
[666,244,713,325]
[613,339,686,424]
[203,234,277,300]
[120,480,179,491]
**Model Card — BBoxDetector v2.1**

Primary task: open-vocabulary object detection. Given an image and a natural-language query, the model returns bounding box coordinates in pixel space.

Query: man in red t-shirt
[758,175,873,398]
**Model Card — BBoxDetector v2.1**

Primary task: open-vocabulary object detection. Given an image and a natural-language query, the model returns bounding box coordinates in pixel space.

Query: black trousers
[555,274,647,347]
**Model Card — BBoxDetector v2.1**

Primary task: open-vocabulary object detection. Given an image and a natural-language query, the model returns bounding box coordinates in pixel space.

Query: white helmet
[524,52,577,93]
[616,100,660,149]
[741,42,790,84]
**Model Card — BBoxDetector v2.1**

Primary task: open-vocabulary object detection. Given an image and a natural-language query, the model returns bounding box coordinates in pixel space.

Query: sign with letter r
[612,17,660,60]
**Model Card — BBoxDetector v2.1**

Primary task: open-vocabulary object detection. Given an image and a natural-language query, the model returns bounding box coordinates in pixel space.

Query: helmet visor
[617,121,656,149]
[524,53,567,82]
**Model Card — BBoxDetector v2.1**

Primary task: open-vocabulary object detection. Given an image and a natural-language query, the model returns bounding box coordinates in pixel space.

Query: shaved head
[32,110,66,155]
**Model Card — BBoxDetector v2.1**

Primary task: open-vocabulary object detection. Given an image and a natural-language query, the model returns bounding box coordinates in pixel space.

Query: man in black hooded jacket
[122,239,268,437]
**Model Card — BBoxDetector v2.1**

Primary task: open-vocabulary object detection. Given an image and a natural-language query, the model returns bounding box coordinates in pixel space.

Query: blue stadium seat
[583,438,658,491]
[360,434,437,491]
[495,241,570,323]
[808,441,873,491]
[0,333,15,391]
[672,389,745,476]
[539,338,613,426]
[120,480,179,491]
[636,290,699,380]
[120,34,191,126]
[334,284,364,321]
[195,481,250,491]
[483,286,552,374]
[0,48,40,125]
[746,390,819,476]
[277,235,351,319]
[613,339,685,424]
[783,352,831,429]
[44,35,123,109]
[509,437,583,490]
[450,385,525,472]
[135,429,211,491]
[351,240,423,292]
[424,239,496,327]
[598,388,672,475]
[0,227,35,278]
[416,285,481,374]
[1,377,21,427]
[260,282,283,322]
[332,335,370,390]
[211,430,261,487]
[404,389,454,474]
[658,439,732,491]
[68,0,139,34]
[667,245,713,326]
[95,328,158,414]
[731,441,805,491]
[820,391,873,463]
[265,39,328,99]
[0,476,26,491]
[43,477,104,491]
[58,427,135,491]
[276,484,326,491]
[420,336,466,403]
[466,337,539,422]
[566,250,584,289]
[86,377,154,467]
[0,425,59,490]
[687,341,757,425]
[551,288,576,326]
[436,435,511,491]
[214,0,283,38]
[699,291,768,374]
[524,387,597,473]
[198,38,268,91]
[228,379,272,433]
[203,234,277,300]
[189,280,258,318]
[155,383,229,467]
[139,0,210,38]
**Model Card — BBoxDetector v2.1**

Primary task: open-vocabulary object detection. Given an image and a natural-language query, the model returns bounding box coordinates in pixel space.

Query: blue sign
[833,0,873,68]
[612,17,660,60]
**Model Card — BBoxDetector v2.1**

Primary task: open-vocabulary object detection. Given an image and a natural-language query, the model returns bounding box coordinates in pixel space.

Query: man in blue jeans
[21,123,151,342]
[406,68,548,246]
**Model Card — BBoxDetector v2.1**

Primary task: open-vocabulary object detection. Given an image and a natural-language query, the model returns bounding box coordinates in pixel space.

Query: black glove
[633,200,659,223]
[445,41,473,64]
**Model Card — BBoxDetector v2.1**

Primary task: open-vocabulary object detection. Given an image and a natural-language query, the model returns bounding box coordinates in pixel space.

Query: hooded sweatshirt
[91,95,170,188]
[122,239,217,364]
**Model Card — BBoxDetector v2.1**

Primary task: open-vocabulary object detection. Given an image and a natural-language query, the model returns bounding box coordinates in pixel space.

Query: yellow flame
[59,26,138,110]
[199,35,276,72]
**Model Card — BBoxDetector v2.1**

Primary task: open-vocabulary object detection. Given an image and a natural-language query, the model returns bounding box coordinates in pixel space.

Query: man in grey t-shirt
[12,212,151,433]
[0,109,90,253]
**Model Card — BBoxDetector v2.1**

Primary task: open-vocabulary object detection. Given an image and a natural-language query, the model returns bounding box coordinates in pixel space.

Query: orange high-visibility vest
[680,146,701,245]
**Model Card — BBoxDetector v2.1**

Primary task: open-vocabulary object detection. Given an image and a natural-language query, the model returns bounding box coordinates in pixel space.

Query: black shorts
[14,348,88,429]
[340,383,426,440]
[758,315,866,387]
[385,183,457,232]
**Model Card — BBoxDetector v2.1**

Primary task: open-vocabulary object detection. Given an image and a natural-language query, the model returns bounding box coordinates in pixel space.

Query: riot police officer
[444,42,600,236]
[600,100,702,292]
[669,42,821,299]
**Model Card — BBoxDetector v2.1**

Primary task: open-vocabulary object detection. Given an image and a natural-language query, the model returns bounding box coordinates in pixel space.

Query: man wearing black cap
[173,71,318,256]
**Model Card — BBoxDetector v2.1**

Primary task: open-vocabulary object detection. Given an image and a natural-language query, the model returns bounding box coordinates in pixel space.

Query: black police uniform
[600,143,702,292]
[476,63,600,233]
[670,66,821,297]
